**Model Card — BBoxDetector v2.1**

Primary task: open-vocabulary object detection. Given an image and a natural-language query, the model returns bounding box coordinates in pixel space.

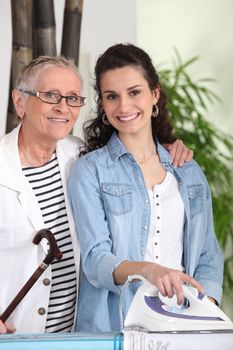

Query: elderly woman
[0,56,85,333]
[0,55,192,334]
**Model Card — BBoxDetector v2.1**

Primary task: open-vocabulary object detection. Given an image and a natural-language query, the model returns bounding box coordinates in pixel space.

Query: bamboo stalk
[61,0,83,65]
[33,0,57,57]
[6,0,33,133]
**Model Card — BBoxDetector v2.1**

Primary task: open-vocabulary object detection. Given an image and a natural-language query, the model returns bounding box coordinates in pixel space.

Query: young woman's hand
[114,260,204,306]
[142,262,204,305]
[164,139,194,167]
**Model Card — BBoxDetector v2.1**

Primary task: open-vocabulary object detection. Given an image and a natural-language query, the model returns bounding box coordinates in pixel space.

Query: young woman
[68,43,223,332]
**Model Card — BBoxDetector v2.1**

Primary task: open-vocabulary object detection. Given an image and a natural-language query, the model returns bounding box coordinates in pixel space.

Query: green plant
[159,51,233,305]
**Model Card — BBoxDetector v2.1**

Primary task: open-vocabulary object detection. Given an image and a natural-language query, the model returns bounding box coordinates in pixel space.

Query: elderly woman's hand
[163,139,194,167]
[0,320,15,334]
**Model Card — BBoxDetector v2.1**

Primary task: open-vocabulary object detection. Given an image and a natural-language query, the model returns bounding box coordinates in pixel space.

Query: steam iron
[124,276,233,332]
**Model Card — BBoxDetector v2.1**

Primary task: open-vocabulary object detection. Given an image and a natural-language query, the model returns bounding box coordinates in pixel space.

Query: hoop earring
[18,112,25,120]
[152,104,159,118]
[102,112,110,125]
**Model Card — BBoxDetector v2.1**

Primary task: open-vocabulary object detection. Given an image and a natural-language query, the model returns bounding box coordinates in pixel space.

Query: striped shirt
[22,153,77,333]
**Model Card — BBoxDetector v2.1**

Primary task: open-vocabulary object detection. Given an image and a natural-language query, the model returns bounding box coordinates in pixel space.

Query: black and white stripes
[22,153,77,332]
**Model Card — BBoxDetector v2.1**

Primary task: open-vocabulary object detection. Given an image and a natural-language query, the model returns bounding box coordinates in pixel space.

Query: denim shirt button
[145,199,149,204]
[144,225,148,230]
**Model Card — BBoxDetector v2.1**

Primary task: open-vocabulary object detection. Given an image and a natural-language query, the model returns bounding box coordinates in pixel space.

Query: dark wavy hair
[81,43,175,154]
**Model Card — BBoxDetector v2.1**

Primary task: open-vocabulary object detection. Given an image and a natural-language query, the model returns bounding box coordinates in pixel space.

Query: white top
[144,172,185,271]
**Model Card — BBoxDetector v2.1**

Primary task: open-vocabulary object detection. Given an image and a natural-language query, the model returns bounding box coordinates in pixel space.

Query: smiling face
[13,66,82,145]
[100,65,160,139]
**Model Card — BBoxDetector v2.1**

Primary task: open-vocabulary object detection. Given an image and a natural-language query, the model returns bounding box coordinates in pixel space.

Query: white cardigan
[0,125,82,333]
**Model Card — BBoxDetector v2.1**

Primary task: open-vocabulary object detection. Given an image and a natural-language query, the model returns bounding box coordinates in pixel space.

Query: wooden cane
[0,229,62,323]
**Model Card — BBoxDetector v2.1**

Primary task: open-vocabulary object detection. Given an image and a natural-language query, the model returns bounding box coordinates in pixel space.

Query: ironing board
[0,331,233,350]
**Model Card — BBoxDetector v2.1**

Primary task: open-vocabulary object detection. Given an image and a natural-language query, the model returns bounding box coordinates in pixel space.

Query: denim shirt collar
[107,132,172,165]
[156,142,173,165]
[107,133,127,161]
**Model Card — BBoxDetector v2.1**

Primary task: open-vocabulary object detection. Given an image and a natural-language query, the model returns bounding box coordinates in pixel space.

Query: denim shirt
[68,133,223,332]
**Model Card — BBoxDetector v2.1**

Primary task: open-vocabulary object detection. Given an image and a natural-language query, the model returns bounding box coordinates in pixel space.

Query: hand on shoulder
[164,139,194,167]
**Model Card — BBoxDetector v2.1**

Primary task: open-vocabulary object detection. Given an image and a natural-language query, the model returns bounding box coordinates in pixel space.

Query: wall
[136,0,233,136]
[0,1,11,136]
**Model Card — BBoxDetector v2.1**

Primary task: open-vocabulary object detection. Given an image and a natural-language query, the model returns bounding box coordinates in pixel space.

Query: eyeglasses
[19,90,86,107]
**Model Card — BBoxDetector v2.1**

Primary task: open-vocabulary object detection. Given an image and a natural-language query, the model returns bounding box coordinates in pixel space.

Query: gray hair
[15,55,83,92]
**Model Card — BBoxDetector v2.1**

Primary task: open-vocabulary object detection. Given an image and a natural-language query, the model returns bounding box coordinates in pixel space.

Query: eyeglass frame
[18,89,86,107]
